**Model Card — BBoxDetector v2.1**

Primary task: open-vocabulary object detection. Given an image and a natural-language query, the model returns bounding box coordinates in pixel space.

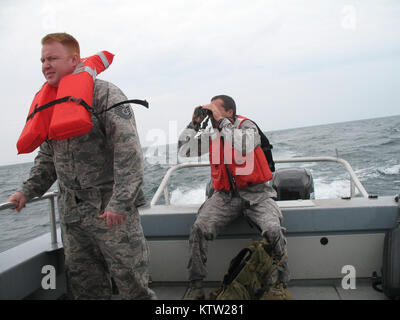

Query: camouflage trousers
[61,207,156,300]
[188,191,289,284]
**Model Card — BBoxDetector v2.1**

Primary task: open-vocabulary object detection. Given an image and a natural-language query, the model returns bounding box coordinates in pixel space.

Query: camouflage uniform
[178,117,289,285]
[18,79,156,300]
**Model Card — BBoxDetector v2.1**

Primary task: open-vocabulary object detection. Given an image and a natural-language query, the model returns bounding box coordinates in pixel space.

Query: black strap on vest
[93,99,149,116]
[250,121,275,173]
[26,98,148,122]
[237,116,275,172]
[220,136,261,232]
[26,96,93,122]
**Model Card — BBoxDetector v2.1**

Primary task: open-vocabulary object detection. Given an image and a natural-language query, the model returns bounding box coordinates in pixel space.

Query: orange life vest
[209,115,273,191]
[16,51,114,154]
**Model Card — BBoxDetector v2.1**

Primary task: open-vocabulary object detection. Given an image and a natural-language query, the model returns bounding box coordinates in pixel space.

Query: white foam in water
[355,167,379,179]
[313,179,353,199]
[379,164,400,175]
[170,186,206,205]
[170,179,353,203]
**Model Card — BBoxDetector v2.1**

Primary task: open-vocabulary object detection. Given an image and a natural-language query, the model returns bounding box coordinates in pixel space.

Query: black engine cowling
[272,168,314,200]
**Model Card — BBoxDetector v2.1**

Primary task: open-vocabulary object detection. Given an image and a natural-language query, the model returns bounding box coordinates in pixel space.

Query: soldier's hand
[99,211,128,229]
[192,106,205,131]
[8,192,27,212]
[202,102,223,122]
[192,106,203,123]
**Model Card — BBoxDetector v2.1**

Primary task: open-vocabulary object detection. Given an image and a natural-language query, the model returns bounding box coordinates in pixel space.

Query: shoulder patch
[115,104,133,119]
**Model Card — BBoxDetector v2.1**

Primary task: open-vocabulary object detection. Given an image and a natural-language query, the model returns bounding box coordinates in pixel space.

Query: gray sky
[0,0,399,166]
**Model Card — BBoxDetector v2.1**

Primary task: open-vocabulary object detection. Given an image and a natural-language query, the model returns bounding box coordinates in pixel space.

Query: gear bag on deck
[207,237,288,300]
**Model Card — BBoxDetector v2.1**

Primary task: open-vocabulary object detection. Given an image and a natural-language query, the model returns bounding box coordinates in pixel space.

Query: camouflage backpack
[207,237,289,300]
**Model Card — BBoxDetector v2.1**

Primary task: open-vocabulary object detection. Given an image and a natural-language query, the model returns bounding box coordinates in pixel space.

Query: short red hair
[41,32,80,59]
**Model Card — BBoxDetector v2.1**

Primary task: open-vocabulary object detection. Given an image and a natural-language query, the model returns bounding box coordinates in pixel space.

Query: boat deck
[148,280,388,300]
[1,195,397,300]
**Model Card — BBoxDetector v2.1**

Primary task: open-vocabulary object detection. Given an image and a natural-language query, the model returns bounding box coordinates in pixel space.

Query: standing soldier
[8,33,156,300]
[178,95,290,300]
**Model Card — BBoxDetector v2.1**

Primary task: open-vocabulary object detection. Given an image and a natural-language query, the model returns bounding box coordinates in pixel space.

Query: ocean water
[0,115,399,253]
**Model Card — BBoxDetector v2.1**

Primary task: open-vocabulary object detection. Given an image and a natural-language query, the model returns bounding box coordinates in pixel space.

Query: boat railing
[0,191,58,245]
[0,156,369,248]
[150,156,369,206]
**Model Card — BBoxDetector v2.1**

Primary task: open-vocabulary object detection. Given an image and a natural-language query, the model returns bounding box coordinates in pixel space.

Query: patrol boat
[0,156,398,300]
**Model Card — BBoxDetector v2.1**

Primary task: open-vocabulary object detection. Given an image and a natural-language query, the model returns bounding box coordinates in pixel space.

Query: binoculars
[193,106,215,131]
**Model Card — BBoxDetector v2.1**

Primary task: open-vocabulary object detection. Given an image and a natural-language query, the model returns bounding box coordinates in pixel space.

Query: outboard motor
[272,168,314,200]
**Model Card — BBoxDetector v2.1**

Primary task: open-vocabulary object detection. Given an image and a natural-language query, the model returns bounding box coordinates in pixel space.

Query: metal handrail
[0,156,369,246]
[0,191,59,245]
[150,156,369,206]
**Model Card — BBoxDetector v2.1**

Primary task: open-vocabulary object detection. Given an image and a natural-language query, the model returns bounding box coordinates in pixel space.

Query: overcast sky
[0,0,399,166]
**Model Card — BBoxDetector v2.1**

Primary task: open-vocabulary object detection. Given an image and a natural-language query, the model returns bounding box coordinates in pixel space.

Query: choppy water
[1,115,399,253]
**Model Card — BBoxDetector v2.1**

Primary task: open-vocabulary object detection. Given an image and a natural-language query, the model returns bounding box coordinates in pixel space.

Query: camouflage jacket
[18,79,146,223]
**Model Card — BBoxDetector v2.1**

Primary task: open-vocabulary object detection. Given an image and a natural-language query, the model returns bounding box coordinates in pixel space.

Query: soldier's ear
[71,53,80,68]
